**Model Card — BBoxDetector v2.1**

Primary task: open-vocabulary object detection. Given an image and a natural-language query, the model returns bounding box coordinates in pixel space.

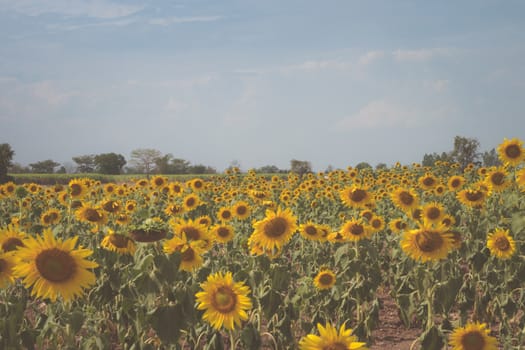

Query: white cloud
[282,59,352,73]
[358,50,385,65]
[337,100,418,129]
[148,16,222,26]
[0,0,143,19]
[393,48,451,62]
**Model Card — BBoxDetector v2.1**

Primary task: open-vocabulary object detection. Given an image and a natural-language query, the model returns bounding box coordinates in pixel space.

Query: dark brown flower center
[217,227,231,238]
[349,189,367,202]
[236,206,247,216]
[84,208,102,222]
[102,201,120,213]
[465,191,483,201]
[490,172,505,185]
[349,224,365,236]
[2,237,24,252]
[495,236,510,251]
[426,207,441,220]
[505,144,522,159]
[461,331,485,350]
[399,191,415,205]
[264,217,288,238]
[451,179,461,188]
[185,197,196,207]
[182,227,201,240]
[70,184,82,196]
[109,234,131,248]
[35,248,76,283]
[319,273,334,286]
[212,286,237,313]
[220,210,232,220]
[422,177,436,187]
[415,230,444,252]
[371,219,382,229]
[304,225,317,236]
[181,247,195,261]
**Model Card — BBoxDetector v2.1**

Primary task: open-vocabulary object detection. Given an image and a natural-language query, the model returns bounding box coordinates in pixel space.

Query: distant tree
[72,155,96,173]
[375,163,388,170]
[171,158,191,174]
[481,148,502,167]
[256,165,282,173]
[188,164,216,174]
[29,159,60,173]
[450,136,480,169]
[56,166,67,174]
[155,154,174,174]
[355,162,372,170]
[8,162,30,174]
[290,159,312,176]
[94,153,126,174]
[130,148,162,177]
[325,165,334,173]
[0,143,15,183]
[422,152,452,166]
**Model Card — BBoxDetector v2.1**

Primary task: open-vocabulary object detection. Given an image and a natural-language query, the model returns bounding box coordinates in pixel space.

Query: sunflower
[497,137,524,166]
[340,186,373,209]
[0,224,27,252]
[485,167,510,192]
[389,218,407,234]
[196,215,212,227]
[250,207,298,252]
[101,199,121,214]
[182,194,201,211]
[75,202,108,225]
[299,222,322,241]
[369,216,385,233]
[171,218,210,244]
[125,200,138,212]
[341,219,372,242]
[447,175,466,192]
[150,175,168,188]
[169,182,185,196]
[13,229,98,302]
[195,271,252,330]
[39,208,61,226]
[217,207,234,222]
[391,187,419,212]
[1,182,16,197]
[449,322,498,350]
[164,203,185,217]
[163,234,206,272]
[103,183,116,195]
[115,213,131,225]
[401,222,454,262]
[189,178,205,192]
[457,188,487,209]
[211,224,235,243]
[299,322,368,350]
[68,179,88,199]
[101,231,136,255]
[422,202,446,225]
[516,168,525,190]
[418,173,438,191]
[0,251,16,288]
[487,228,516,259]
[233,201,251,220]
[313,269,336,290]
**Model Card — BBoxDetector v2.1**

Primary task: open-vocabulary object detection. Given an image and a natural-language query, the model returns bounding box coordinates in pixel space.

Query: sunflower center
[154,178,164,186]
[194,181,203,189]
[217,227,230,238]
[451,179,461,188]
[84,208,102,222]
[395,221,407,230]
[399,191,414,205]
[490,172,505,185]
[221,211,232,220]
[371,219,381,229]
[263,217,288,238]
[461,331,485,350]
[349,224,364,236]
[494,236,510,252]
[304,226,317,236]
[182,227,201,240]
[181,247,195,261]
[102,201,119,213]
[319,273,334,286]
[423,177,435,187]
[35,248,76,283]
[323,342,348,350]
[415,230,444,252]
[465,191,483,201]
[505,144,522,159]
[0,258,6,273]
[212,286,237,313]
[349,189,367,202]
[186,198,196,207]
[236,206,247,215]
[426,207,441,220]
[2,237,24,252]
[109,234,131,248]
[70,184,82,196]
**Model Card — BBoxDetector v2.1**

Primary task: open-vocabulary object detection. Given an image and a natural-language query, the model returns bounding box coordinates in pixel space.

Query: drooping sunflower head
[487,228,516,260]
[449,322,498,350]
[391,187,419,212]
[298,322,368,350]
[13,229,98,303]
[401,222,453,262]
[195,271,252,330]
[497,137,524,166]
[0,224,27,252]
[101,231,136,255]
[0,251,16,288]
[250,207,298,251]
[101,199,121,213]
[313,268,336,290]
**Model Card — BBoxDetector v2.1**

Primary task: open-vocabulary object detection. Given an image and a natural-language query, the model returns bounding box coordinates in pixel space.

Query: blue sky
[1,0,524,171]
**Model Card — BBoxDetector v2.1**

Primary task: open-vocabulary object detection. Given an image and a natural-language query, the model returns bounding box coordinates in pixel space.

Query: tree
[0,143,15,183]
[72,155,96,173]
[94,153,126,174]
[188,164,216,174]
[171,158,191,174]
[130,148,162,176]
[29,159,60,173]
[375,163,388,170]
[290,159,312,176]
[481,148,502,167]
[155,154,174,174]
[450,136,480,169]
[422,152,452,167]
[355,162,372,170]
[256,165,283,174]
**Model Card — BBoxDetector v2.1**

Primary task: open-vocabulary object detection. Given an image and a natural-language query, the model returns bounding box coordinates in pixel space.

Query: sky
[1,0,525,172]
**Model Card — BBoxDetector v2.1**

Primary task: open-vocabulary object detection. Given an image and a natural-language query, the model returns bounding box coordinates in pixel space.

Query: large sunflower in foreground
[299,322,368,350]
[449,322,498,350]
[0,224,27,252]
[0,251,16,288]
[487,228,516,260]
[195,271,252,330]
[401,222,453,262]
[497,137,524,166]
[250,207,297,252]
[13,229,98,303]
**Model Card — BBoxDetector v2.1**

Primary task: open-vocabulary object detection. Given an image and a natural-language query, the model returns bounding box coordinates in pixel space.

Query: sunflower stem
[229,329,235,350]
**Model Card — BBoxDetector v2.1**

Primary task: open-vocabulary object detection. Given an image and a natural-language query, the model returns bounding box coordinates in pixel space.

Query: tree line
[0,136,502,184]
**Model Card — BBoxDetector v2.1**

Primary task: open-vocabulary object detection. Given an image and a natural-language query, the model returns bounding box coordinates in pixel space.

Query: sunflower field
[0,138,525,350]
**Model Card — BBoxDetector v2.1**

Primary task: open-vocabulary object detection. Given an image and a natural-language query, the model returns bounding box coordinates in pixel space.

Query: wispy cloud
[392,48,451,62]
[337,100,418,129]
[0,0,144,19]
[148,16,223,26]
[358,50,385,65]
[282,59,353,73]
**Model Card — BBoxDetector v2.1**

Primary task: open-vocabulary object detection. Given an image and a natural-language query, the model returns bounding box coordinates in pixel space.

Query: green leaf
[241,323,261,349]
[147,304,184,344]
[420,325,445,350]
